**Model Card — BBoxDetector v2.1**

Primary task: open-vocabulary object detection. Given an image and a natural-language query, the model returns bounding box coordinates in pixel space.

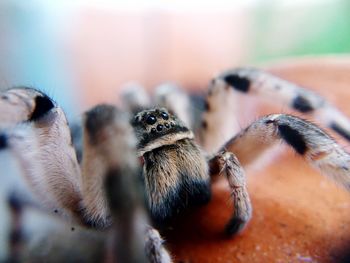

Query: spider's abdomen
[142,138,211,225]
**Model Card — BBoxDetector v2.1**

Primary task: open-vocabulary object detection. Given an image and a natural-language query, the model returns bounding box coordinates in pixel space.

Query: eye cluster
[133,108,177,137]
[145,110,176,134]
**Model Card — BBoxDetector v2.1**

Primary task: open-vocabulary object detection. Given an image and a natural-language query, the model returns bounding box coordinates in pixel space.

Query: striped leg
[213,67,350,142]
[223,114,350,191]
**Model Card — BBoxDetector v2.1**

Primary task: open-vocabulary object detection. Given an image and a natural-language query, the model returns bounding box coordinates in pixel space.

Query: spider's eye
[161,112,169,120]
[156,124,163,131]
[146,114,157,125]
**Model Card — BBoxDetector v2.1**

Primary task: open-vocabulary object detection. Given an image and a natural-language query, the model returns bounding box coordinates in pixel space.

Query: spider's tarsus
[145,226,172,263]
[224,217,247,236]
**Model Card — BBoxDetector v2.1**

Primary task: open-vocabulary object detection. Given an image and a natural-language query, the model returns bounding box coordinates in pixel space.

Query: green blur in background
[248,0,350,62]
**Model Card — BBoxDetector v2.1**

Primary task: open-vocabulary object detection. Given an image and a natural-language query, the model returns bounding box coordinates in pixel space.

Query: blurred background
[0,0,350,118]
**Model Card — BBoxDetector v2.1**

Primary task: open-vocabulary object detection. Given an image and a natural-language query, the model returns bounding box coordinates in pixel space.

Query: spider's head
[132,107,194,155]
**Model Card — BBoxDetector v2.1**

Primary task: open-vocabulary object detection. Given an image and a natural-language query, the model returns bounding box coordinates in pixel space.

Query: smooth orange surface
[164,58,350,263]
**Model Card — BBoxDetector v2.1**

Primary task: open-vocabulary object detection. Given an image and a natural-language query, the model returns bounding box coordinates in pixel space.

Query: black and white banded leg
[213,67,350,142]
[222,114,350,191]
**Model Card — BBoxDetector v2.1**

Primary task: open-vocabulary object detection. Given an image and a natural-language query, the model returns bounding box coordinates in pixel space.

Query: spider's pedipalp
[209,151,252,236]
[216,67,350,143]
[224,114,350,191]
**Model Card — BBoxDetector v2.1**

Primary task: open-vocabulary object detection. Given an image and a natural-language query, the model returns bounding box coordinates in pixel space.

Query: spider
[0,67,349,262]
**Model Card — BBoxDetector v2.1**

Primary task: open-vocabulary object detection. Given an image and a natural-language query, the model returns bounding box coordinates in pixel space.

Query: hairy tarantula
[0,67,350,262]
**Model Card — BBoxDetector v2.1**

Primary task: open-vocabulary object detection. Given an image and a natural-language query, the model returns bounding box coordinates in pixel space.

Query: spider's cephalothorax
[132,108,211,224]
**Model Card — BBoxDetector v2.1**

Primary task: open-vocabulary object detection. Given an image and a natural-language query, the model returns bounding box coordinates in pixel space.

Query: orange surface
[163,58,350,263]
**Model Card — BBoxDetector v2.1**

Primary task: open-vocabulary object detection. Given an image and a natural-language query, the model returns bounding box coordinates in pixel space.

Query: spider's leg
[81,104,134,227]
[144,226,172,263]
[0,138,26,262]
[105,171,172,263]
[0,133,104,263]
[200,78,242,153]
[121,82,151,114]
[223,114,350,191]
[103,148,147,263]
[154,83,193,129]
[7,198,22,263]
[209,151,252,236]
[0,88,83,222]
[83,104,172,263]
[214,67,350,142]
